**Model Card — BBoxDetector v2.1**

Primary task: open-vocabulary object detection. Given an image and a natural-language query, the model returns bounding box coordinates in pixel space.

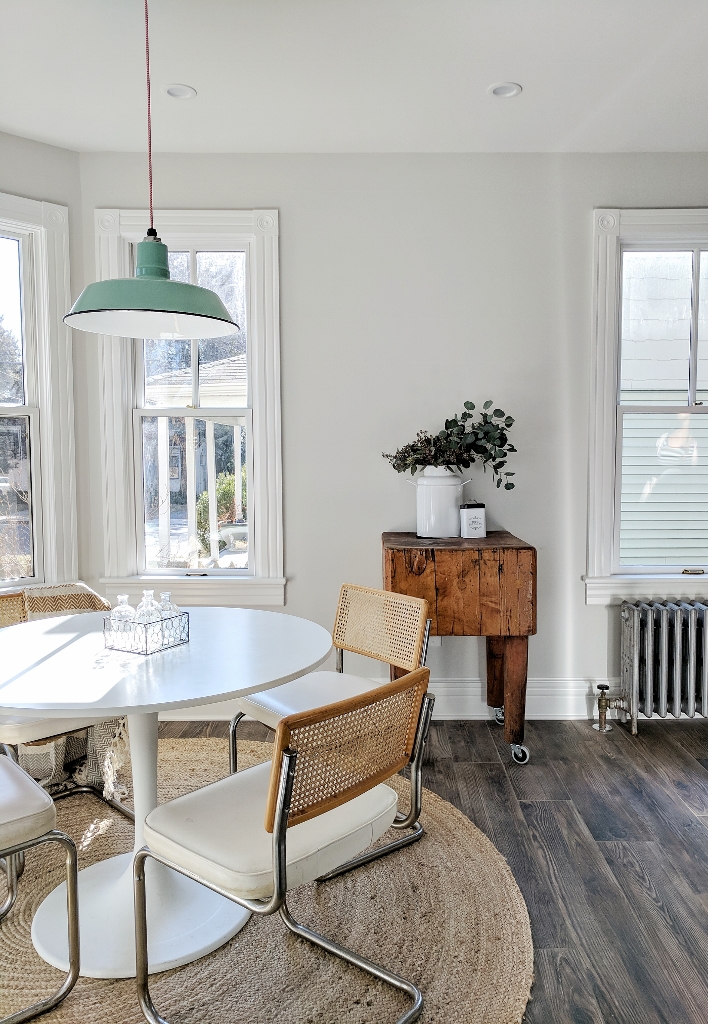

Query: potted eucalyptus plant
[383,400,516,537]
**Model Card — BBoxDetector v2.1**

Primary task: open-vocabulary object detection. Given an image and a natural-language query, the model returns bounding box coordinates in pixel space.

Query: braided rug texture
[0,738,533,1024]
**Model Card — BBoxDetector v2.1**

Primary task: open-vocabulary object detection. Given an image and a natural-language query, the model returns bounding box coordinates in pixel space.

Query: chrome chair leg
[0,743,18,762]
[0,853,18,922]
[317,693,435,882]
[228,713,245,774]
[0,830,79,1024]
[134,843,422,1024]
[279,903,423,1024]
[53,784,135,822]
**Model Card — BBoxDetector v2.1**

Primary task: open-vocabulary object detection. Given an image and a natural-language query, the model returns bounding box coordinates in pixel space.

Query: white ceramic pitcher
[410,466,472,538]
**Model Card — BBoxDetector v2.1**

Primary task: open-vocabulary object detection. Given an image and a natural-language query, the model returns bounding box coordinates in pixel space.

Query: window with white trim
[587,209,708,604]
[96,210,283,606]
[137,250,250,573]
[0,192,76,589]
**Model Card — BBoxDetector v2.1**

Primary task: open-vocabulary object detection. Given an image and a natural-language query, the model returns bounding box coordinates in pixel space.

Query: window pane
[0,416,33,580]
[142,415,247,570]
[196,252,247,407]
[0,236,24,405]
[696,252,708,403]
[168,251,190,284]
[620,412,708,566]
[143,253,191,407]
[620,251,692,405]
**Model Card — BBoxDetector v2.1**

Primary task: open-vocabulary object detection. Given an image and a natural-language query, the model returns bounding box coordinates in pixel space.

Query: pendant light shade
[64,1,238,341]
[64,235,238,339]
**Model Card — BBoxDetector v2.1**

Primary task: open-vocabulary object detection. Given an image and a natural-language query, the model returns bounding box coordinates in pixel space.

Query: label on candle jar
[460,502,486,538]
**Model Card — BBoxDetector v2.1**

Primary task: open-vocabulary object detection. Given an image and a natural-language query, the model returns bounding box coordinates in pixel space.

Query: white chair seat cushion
[144,760,398,900]
[0,716,104,745]
[235,671,386,731]
[0,755,56,849]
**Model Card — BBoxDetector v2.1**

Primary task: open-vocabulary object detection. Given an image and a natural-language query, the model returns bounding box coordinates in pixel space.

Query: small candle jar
[460,502,486,538]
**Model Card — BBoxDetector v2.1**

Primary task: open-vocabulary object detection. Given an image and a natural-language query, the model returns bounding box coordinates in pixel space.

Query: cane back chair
[0,755,80,1024]
[229,583,433,878]
[0,585,134,822]
[135,667,430,1024]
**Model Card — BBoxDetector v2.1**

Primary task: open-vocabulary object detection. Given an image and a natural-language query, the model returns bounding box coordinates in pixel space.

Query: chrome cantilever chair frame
[0,737,135,822]
[0,830,79,1024]
[228,619,433,880]
[134,748,423,1024]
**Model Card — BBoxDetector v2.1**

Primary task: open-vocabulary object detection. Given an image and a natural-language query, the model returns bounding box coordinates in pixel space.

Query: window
[0,192,76,589]
[0,234,36,580]
[587,209,708,603]
[137,250,250,573]
[96,209,283,607]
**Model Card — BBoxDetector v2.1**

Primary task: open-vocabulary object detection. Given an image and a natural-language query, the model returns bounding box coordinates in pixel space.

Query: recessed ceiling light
[489,82,522,98]
[166,84,197,100]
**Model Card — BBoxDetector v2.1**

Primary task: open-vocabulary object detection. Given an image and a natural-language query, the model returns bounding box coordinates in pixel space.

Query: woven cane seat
[0,755,56,849]
[234,672,385,731]
[143,760,398,900]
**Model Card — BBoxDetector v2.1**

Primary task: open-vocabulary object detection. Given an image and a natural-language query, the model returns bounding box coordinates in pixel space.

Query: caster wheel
[511,744,530,765]
[494,707,505,726]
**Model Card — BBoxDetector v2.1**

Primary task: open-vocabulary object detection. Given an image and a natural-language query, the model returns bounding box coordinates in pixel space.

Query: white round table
[0,607,332,979]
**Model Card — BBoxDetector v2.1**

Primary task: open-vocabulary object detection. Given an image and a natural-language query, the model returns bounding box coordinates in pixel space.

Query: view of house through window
[618,249,708,568]
[139,250,249,571]
[0,233,34,581]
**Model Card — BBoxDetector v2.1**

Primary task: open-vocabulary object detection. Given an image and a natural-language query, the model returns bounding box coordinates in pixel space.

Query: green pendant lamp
[64,0,238,341]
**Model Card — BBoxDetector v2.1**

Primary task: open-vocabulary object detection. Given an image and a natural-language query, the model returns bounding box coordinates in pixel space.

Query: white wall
[8,139,708,717]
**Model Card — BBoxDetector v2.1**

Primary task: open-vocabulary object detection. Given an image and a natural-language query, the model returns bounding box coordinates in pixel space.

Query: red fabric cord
[144,0,154,231]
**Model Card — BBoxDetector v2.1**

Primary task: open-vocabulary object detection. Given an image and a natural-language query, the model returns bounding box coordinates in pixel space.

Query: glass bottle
[135,589,161,623]
[110,595,135,628]
[158,592,179,618]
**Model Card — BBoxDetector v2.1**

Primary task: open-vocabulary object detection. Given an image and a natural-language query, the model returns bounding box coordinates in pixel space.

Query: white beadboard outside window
[587,210,708,605]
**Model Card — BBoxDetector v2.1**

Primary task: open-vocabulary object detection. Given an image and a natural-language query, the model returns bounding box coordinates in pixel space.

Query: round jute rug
[0,739,533,1024]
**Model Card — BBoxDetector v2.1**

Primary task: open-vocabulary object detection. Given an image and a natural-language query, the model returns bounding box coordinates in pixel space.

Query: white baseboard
[159,678,620,722]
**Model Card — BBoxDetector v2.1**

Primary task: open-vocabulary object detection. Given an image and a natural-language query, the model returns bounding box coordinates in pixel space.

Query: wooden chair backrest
[0,582,110,629]
[332,584,428,671]
[264,667,429,833]
[0,592,26,629]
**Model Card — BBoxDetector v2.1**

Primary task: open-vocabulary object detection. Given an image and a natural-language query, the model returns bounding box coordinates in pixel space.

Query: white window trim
[586,207,708,605]
[0,191,77,589]
[95,208,284,606]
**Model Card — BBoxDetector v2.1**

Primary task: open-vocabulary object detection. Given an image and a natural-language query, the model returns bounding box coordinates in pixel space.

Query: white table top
[0,607,332,718]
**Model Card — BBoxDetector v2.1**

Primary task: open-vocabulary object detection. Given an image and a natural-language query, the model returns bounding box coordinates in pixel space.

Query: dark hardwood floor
[158,717,708,1024]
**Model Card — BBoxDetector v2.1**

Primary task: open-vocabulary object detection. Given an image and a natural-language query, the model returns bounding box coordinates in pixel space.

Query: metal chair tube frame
[133,748,423,1024]
[0,830,79,1024]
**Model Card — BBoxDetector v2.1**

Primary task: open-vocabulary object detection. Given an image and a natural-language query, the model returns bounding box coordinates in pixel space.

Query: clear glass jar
[135,589,162,623]
[158,592,180,618]
[110,594,135,623]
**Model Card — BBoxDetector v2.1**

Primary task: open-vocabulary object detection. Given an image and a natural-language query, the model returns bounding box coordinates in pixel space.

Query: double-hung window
[0,192,75,589]
[587,209,708,603]
[136,250,250,573]
[96,209,283,606]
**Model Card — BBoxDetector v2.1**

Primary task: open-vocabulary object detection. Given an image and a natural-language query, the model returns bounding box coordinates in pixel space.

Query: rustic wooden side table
[382,531,537,763]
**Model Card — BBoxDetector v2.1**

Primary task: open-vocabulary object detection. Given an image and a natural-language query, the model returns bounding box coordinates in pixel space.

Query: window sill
[584,574,708,606]
[100,576,286,607]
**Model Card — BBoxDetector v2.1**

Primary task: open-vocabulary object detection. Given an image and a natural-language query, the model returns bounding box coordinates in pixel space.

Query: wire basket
[103,611,190,655]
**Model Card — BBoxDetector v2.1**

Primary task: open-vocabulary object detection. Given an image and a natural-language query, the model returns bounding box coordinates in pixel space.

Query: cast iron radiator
[620,600,708,735]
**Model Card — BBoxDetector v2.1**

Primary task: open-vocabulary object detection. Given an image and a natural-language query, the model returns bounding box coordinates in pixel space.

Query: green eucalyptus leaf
[505,482,514,490]
[483,400,493,409]
[493,408,504,418]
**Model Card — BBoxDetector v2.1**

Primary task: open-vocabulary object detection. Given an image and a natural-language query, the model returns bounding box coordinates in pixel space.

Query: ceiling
[2,0,708,154]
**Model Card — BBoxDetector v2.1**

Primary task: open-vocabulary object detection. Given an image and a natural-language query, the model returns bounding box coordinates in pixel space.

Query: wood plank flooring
[158,717,708,1023]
